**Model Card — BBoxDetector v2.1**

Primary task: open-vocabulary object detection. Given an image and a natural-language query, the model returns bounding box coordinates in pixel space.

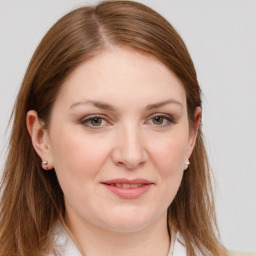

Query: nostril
[116,157,145,170]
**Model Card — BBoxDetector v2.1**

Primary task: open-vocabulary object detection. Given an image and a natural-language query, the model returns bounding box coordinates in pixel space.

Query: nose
[111,124,147,170]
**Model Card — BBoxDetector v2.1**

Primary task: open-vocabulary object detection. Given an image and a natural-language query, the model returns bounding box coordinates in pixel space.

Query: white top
[49,224,187,256]
[49,225,256,256]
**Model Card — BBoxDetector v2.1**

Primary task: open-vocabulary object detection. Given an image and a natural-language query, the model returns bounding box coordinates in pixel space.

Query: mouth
[101,179,154,199]
[105,183,145,188]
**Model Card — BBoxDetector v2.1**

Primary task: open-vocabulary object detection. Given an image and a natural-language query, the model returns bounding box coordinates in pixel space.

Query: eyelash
[80,113,175,129]
[148,113,176,127]
[80,115,109,129]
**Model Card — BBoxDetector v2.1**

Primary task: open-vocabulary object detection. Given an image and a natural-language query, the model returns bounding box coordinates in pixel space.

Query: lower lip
[102,184,152,199]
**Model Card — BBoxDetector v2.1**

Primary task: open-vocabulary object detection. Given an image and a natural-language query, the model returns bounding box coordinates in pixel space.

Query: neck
[65,212,171,256]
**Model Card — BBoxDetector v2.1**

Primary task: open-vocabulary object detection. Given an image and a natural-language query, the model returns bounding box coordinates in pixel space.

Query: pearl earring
[184,159,190,170]
[41,160,48,170]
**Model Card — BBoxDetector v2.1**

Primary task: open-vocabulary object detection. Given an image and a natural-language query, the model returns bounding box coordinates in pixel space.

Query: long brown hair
[0,1,226,255]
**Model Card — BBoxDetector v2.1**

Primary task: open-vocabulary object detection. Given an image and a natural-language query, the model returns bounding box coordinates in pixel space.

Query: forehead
[55,47,186,110]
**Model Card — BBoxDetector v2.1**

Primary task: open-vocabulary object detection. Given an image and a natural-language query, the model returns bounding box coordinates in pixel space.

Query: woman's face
[36,47,199,233]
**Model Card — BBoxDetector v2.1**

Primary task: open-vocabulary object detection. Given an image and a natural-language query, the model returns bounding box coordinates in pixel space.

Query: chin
[99,210,161,233]
[103,221,151,233]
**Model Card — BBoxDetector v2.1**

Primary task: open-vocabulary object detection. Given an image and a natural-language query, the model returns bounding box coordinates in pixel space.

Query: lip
[101,179,154,199]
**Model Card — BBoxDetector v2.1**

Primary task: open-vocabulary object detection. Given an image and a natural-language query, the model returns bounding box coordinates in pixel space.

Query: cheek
[144,132,188,213]
[49,128,110,187]
[149,131,188,177]
[152,133,189,205]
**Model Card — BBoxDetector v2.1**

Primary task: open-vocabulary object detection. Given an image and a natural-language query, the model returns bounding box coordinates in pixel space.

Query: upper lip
[101,178,154,185]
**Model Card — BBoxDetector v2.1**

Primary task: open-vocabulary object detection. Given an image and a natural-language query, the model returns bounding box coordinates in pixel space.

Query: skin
[27,47,201,256]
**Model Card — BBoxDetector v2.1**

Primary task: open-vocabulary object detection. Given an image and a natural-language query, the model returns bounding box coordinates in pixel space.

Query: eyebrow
[69,99,182,111]
[146,99,182,110]
[69,100,116,111]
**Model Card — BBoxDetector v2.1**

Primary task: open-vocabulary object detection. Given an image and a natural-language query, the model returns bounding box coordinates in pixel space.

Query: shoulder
[171,229,256,256]
[228,251,256,256]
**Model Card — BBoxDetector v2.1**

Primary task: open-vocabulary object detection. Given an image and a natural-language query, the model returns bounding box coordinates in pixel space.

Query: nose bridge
[112,121,146,169]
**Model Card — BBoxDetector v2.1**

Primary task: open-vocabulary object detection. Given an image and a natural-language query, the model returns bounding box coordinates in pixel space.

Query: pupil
[154,116,163,124]
[92,118,102,126]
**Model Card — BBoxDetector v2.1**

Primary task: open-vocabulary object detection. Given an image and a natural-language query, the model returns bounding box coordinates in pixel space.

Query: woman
[0,1,228,255]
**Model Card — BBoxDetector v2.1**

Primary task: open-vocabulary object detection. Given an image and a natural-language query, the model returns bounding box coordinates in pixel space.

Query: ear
[186,107,201,158]
[26,110,54,170]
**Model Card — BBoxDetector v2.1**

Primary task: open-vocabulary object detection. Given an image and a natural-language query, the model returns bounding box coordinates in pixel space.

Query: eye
[80,115,108,128]
[152,116,165,125]
[148,113,175,127]
[90,117,103,126]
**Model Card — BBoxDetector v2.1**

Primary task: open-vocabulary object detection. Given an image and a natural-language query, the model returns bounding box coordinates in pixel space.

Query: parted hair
[0,1,227,255]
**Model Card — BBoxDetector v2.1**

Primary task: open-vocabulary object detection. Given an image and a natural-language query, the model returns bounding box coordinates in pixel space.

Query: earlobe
[26,110,53,170]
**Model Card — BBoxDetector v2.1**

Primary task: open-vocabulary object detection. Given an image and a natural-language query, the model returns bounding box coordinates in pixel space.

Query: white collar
[49,224,81,256]
[168,228,187,256]
[50,224,187,256]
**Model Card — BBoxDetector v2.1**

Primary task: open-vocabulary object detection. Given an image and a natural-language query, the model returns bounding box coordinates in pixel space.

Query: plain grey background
[0,0,255,252]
